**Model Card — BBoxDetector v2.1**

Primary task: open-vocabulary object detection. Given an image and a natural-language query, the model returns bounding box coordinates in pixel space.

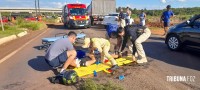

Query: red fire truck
[62,4,91,28]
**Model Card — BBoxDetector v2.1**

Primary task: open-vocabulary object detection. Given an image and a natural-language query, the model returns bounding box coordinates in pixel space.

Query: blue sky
[0,0,200,9]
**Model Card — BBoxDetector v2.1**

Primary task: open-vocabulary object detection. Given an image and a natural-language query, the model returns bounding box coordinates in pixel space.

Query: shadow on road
[149,36,165,41]
[91,24,106,29]
[143,40,200,71]
[47,24,65,30]
[46,24,89,30]
[28,56,52,71]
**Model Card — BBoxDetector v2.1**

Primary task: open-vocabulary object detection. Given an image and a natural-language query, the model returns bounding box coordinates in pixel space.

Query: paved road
[0,24,199,90]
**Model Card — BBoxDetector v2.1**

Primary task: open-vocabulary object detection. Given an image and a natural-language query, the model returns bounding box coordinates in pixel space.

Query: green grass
[175,15,193,21]
[18,21,47,30]
[80,79,123,90]
[131,14,138,18]
[0,19,47,38]
[0,25,24,38]
[43,18,58,23]
[14,18,47,30]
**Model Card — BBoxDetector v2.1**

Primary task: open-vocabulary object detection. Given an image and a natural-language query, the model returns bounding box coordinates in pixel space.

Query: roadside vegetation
[42,15,62,23]
[0,25,23,38]
[79,79,123,90]
[120,7,198,29]
[0,18,47,38]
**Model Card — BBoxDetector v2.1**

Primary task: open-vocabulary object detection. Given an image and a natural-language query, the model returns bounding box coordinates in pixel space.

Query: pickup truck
[102,13,134,27]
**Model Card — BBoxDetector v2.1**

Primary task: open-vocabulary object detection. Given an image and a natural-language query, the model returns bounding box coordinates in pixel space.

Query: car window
[108,14,119,16]
[69,8,86,15]
[123,13,127,16]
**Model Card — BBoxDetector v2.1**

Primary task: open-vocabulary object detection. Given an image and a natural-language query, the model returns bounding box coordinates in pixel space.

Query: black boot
[109,65,119,71]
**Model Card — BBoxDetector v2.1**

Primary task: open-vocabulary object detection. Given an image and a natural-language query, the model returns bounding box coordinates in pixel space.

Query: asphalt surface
[0,24,199,90]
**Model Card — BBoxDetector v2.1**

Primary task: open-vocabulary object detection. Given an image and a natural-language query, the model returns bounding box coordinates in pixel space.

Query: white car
[102,13,134,27]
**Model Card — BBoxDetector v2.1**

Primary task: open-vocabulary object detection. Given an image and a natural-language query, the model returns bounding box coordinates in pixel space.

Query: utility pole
[38,0,40,15]
[0,12,5,31]
[35,0,38,16]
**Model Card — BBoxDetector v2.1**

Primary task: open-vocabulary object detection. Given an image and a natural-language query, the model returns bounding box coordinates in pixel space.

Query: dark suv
[165,15,200,51]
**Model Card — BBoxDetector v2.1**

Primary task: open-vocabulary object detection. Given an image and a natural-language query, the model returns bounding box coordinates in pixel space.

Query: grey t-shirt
[45,38,74,60]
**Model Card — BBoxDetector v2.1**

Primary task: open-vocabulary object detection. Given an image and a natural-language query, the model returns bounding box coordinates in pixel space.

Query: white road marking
[0,29,48,64]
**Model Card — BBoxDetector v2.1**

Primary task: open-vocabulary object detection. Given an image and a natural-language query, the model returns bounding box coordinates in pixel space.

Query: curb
[17,31,28,37]
[0,31,28,45]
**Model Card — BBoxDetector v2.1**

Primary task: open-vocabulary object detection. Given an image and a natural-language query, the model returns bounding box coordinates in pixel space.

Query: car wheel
[166,35,182,51]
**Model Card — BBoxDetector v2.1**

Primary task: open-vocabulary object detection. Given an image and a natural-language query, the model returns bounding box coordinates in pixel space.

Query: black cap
[167,5,171,9]
[117,27,124,33]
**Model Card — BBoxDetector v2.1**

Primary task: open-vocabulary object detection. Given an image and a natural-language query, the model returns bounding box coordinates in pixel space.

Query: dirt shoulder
[149,27,164,36]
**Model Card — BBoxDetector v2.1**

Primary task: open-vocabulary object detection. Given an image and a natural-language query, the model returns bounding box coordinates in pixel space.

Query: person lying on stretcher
[82,38,119,70]
[75,53,96,67]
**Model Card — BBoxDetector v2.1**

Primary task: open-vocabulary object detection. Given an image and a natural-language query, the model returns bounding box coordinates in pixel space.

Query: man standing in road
[126,7,132,25]
[161,5,174,36]
[139,10,146,26]
[119,8,126,28]
[45,31,78,74]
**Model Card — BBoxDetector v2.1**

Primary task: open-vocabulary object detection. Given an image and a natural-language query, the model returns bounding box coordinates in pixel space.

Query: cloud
[5,0,31,3]
[160,0,186,4]
[51,2,66,8]
[161,0,167,3]
[6,0,16,2]
[177,0,186,2]
[86,3,90,7]
[127,4,131,8]
[76,0,81,3]
[126,4,134,9]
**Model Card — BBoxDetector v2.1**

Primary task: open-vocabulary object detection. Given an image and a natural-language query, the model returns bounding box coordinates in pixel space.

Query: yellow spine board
[73,56,133,77]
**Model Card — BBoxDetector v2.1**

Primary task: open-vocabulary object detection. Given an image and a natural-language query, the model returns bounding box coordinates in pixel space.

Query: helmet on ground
[62,70,79,85]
